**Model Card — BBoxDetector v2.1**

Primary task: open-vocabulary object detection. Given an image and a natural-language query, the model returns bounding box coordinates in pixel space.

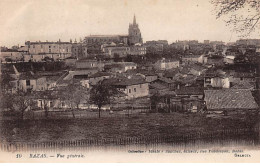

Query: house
[170,97,204,113]
[172,87,204,113]
[224,55,235,64]
[129,45,146,55]
[175,87,204,99]
[154,58,180,70]
[149,82,170,96]
[163,69,181,80]
[136,70,158,82]
[63,68,99,80]
[88,72,112,85]
[151,77,175,90]
[182,54,206,64]
[189,63,207,76]
[36,71,65,90]
[204,89,258,115]
[64,57,77,67]
[104,62,137,73]
[177,74,198,87]
[204,68,230,88]
[112,78,149,99]
[75,59,104,71]
[123,62,137,71]
[0,50,25,62]
[17,72,48,92]
[206,57,224,67]
[229,72,256,86]
[230,81,255,90]
[103,46,130,58]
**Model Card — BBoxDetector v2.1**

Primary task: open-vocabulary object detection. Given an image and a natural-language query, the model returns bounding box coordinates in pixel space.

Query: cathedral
[84,15,143,46]
[128,15,143,45]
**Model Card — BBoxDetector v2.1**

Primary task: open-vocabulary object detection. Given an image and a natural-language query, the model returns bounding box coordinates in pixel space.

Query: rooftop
[114,78,147,86]
[89,72,112,78]
[182,54,202,58]
[204,89,258,110]
[176,87,203,95]
[86,35,128,38]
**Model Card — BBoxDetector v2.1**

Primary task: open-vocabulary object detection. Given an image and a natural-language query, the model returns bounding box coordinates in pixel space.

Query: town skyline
[1,0,260,47]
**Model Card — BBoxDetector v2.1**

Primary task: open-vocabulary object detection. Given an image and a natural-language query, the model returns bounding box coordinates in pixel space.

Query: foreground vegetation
[0,112,258,143]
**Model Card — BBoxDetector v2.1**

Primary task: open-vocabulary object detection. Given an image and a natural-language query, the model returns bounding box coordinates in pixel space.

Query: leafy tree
[113,53,121,62]
[12,91,35,120]
[89,82,118,118]
[58,82,89,118]
[0,72,14,93]
[211,0,260,36]
[126,54,133,62]
[0,93,14,112]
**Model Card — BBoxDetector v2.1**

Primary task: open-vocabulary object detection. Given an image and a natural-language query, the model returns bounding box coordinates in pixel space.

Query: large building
[71,41,88,59]
[84,35,128,45]
[128,15,143,45]
[24,40,73,61]
[84,15,143,46]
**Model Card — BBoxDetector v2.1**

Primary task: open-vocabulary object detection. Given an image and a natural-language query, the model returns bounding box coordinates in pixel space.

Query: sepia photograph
[0,0,260,163]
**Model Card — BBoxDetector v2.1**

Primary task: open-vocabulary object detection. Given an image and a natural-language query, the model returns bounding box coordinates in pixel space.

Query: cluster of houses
[1,42,259,117]
[0,14,259,116]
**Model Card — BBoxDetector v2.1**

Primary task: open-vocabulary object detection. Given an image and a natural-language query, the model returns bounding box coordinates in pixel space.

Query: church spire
[133,14,136,25]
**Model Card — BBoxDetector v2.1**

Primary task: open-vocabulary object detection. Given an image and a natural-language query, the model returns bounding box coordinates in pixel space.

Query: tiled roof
[179,74,197,84]
[157,77,175,84]
[164,69,180,78]
[137,70,157,76]
[149,83,168,90]
[114,78,146,86]
[231,82,255,90]
[204,89,258,110]
[159,90,176,96]
[233,72,255,78]
[176,87,203,95]
[19,71,37,80]
[190,64,206,71]
[182,54,201,58]
[89,72,112,78]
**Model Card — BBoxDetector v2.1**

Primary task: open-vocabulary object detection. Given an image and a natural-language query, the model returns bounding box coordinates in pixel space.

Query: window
[49,46,51,48]
[26,80,30,86]
[129,89,131,93]
[240,77,243,80]
[39,100,42,108]
[50,101,53,107]
[134,88,136,92]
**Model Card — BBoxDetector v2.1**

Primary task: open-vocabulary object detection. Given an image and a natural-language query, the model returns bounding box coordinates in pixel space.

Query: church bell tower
[128,15,143,45]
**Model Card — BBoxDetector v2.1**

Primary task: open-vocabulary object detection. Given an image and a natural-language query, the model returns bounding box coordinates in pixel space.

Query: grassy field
[0,112,259,143]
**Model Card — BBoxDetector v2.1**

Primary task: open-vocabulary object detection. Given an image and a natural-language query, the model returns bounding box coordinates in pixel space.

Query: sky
[0,0,259,47]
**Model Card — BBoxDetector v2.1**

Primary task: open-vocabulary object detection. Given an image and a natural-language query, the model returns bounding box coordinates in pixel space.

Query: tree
[12,91,35,120]
[89,82,118,118]
[211,0,260,36]
[0,93,14,112]
[35,91,54,118]
[114,53,121,62]
[58,82,89,118]
[0,72,14,93]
